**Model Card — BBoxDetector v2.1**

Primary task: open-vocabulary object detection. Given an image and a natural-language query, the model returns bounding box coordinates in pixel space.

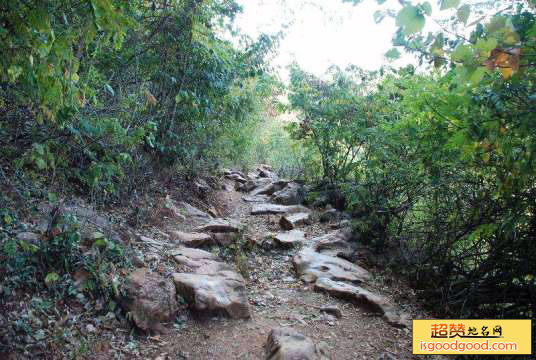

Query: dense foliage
[289,0,536,341]
[0,0,278,204]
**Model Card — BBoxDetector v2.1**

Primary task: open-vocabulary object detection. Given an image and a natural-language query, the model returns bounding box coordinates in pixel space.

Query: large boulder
[273,230,306,248]
[251,204,310,215]
[293,248,371,284]
[313,277,409,328]
[264,327,328,360]
[279,213,311,230]
[271,183,305,205]
[122,269,178,333]
[170,231,214,248]
[172,270,250,319]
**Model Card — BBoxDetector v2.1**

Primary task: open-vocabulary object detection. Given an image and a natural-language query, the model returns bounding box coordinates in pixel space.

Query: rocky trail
[111,164,426,360]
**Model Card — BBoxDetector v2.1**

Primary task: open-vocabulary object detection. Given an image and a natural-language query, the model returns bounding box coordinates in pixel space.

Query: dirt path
[130,178,421,360]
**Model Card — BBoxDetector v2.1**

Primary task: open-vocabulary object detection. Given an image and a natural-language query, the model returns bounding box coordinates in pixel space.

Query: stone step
[251,203,309,215]
[293,248,371,284]
[314,277,409,328]
[279,212,311,230]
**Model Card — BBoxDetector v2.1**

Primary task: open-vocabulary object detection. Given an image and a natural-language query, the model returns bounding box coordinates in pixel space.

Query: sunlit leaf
[385,48,401,61]
[45,272,60,287]
[440,0,460,10]
[396,5,426,35]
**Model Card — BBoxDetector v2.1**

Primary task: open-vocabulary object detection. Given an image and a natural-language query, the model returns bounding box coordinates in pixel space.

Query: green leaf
[457,4,470,25]
[92,231,105,240]
[469,67,487,85]
[35,158,47,170]
[420,2,432,16]
[440,0,460,10]
[451,44,473,63]
[7,65,23,82]
[105,84,115,96]
[45,272,60,287]
[396,5,426,35]
[374,10,385,24]
[385,48,401,61]
[3,214,13,225]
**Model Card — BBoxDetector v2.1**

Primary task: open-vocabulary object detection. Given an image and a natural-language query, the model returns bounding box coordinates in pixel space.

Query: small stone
[320,305,342,319]
[264,327,328,360]
[86,323,96,333]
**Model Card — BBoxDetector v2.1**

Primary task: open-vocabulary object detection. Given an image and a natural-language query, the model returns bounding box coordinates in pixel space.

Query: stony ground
[127,176,426,360]
[1,168,436,359]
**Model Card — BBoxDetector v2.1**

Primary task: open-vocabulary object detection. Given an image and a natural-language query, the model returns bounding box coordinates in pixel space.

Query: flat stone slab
[180,202,211,219]
[195,219,241,233]
[313,230,356,260]
[293,248,371,284]
[273,230,306,247]
[251,204,309,215]
[279,212,311,230]
[170,231,214,248]
[242,195,271,203]
[173,270,250,319]
[313,277,409,328]
[264,327,328,360]
[171,246,218,269]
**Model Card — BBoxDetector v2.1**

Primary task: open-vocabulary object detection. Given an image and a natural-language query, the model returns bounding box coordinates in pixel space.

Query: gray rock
[122,269,178,333]
[236,180,258,192]
[242,195,271,203]
[313,230,356,260]
[194,219,241,233]
[250,180,289,197]
[264,327,328,360]
[225,173,248,183]
[279,212,311,230]
[271,183,305,205]
[212,232,237,246]
[170,231,215,248]
[319,304,342,319]
[172,270,250,319]
[251,204,310,215]
[313,278,408,328]
[319,209,339,223]
[179,202,212,219]
[171,246,218,269]
[273,230,306,247]
[257,165,277,179]
[293,248,371,284]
